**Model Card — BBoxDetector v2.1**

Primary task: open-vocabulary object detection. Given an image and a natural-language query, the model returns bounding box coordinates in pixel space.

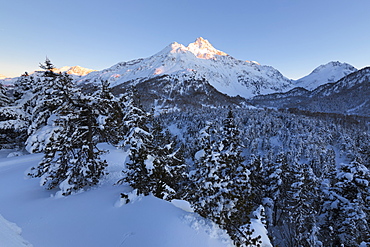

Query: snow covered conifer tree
[26,59,64,141]
[0,83,10,107]
[0,84,21,149]
[118,97,187,202]
[93,80,125,145]
[28,72,108,196]
[258,153,293,246]
[13,72,35,101]
[218,110,258,246]
[247,155,265,205]
[189,112,259,247]
[117,94,154,201]
[284,163,321,247]
[150,118,187,200]
[188,122,221,219]
[260,157,283,228]
[20,58,75,153]
[0,75,30,149]
[320,160,370,246]
[39,57,56,77]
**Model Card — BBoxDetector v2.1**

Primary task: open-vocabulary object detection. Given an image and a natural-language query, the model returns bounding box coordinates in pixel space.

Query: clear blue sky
[1,0,370,79]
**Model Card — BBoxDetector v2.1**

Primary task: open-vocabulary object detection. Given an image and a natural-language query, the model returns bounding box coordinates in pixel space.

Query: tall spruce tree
[27,59,64,143]
[189,112,260,247]
[117,92,153,199]
[188,122,222,219]
[93,80,125,145]
[284,163,320,247]
[218,110,258,246]
[28,67,108,196]
[118,97,187,202]
[149,118,187,200]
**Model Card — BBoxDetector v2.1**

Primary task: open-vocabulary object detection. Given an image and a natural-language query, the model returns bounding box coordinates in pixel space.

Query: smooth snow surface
[0,214,32,247]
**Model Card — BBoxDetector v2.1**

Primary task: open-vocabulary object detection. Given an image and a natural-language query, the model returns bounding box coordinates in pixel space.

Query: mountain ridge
[79,37,293,99]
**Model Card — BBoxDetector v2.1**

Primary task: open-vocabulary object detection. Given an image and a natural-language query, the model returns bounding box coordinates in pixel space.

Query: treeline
[285,107,370,128]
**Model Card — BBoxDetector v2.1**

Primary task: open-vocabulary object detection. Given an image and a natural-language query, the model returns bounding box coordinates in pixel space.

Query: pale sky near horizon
[1,0,370,79]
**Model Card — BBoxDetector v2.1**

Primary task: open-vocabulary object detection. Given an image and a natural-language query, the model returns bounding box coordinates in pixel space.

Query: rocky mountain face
[79,37,293,100]
[252,67,370,116]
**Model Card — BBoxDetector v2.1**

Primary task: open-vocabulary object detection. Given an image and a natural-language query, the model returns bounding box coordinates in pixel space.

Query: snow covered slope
[0,214,32,247]
[0,74,8,80]
[80,37,293,98]
[294,61,357,90]
[252,66,370,116]
[0,146,272,247]
[311,66,369,97]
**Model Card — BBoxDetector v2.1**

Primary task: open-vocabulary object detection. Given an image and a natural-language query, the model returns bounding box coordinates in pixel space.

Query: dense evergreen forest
[0,60,369,246]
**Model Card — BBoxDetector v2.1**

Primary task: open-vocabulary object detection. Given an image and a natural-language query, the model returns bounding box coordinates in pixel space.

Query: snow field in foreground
[0,144,271,247]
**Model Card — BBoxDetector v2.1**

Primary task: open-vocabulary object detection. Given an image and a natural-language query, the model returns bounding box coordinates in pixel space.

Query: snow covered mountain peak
[0,74,8,80]
[81,37,293,99]
[52,66,96,76]
[312,61,356,74]
[295,61,357,90]
[186,37,228,59]
[153,42,185,58]
[158,38,228,59]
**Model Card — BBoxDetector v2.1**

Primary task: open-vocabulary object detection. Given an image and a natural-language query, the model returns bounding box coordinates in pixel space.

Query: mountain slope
[251,67,370,116]
[108,74,249,110]
[0,214,32,247]
[311,66,369,97]
[294,61,357,90]
[79,37,293,99]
